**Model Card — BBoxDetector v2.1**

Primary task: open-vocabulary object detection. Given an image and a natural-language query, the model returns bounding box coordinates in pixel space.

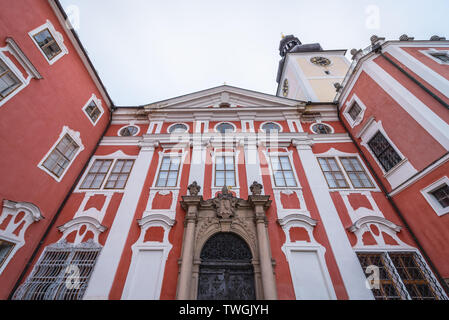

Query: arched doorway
[197,232,256,300]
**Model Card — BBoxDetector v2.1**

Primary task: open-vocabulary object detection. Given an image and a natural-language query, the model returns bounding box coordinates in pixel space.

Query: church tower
[276,35,350,102]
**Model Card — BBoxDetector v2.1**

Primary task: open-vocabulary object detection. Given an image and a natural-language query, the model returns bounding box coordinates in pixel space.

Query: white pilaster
[292,138,374,300]
[188,139,208,194]
[83,141,158,299]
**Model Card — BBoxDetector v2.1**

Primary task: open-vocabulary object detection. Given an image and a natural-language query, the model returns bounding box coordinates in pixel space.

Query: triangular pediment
[142,85,305,111]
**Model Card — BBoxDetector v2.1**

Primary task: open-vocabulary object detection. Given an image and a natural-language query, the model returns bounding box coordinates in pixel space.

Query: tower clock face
[310,56,331,66]
[282,79,289,97]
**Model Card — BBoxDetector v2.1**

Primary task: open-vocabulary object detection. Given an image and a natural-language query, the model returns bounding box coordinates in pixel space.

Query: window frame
[103,159,135,190]
[28,20,68,65]
[317,157,350,189]
[421,49,449,66]
[77,157,136,191]
[214,122,236,134]
[310,122,334,134]
[79,159,113,190]
[0,57,23,102]
[260,121,283,134]
[343,94,367,128]
[118,125,140,137]
[420,176,449,217]
[269,154,298,188]
[167,123,189,134]
[367,131,403,173]
[82,94,104,126]
[38,126,85,182]
[0,239,15,270]
[214,154,237,187]
[155,155,182,188]
[339,156,374,189]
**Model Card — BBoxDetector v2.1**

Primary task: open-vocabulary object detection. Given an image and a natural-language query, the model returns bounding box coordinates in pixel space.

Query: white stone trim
[214,121,237,133]
[287,119,303,133]
[420,176,449,217]
[166,122,190,134]
[241,120,255,133]
[57,216,107,245]
[310,122,334,134]
[0,49,30,107]
[420,48,449,66]
[358,120,417,189]
[82,94,104,126]
[117,124,140,137]
[0,200,43,275]
[37,126,85,182]
[259,121,284,133]
[211,148,240,197]
[147,121,163,134]
[343,94,367,128]
[28,20,68,65]
[340,191,384,223]
[74,150,138,193]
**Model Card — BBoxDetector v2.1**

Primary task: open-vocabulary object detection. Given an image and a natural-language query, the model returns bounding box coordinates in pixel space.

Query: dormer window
[430,52,449,63]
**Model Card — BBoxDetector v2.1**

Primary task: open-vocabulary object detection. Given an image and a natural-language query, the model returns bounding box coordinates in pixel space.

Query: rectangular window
[32,28,62,61]
[317,157,349,189]
[104,159,135,189]
[0,239,15,268]
[215,156,236,187]
[79,159,113,189]
[84,101,101,123]
[0,58,22,101]
[340,157,374,188]
[431,185,449,208]
[156,156,181,187]
[42,134,79,178]
[348,102,362,121]
[367,131,402,172]
[12,246,101,300]
[270,156,297,187]
[357,252,440,300]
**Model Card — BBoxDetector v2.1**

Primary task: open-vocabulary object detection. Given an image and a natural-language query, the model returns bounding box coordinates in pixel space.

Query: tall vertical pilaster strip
[244,137,262,194]
[188,139,207,194]
[292,138,374,300]
[83,141,158,299]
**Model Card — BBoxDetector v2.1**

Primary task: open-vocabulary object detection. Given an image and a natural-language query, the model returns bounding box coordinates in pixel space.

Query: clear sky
[60,0,449,106]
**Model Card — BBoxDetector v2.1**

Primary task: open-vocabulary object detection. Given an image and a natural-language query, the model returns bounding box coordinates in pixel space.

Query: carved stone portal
[178,183,276,300]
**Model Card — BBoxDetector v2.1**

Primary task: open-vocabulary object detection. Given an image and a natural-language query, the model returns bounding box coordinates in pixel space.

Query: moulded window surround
[167,123,189,134]
[78,158,135,191]
[310,122,334,134]
[215,122,236,134]
[260,121,283,134]
[367,131,402,173]
[28,20,68,65]
[343,94,367,128]
[82,94,104,126]
[155,156,182,187]
[0,51,28,107]
[421,49,449,65]
[421,176,449,217]
[118,125,140,137]
[38,126,85,182]
[75,151,138,193]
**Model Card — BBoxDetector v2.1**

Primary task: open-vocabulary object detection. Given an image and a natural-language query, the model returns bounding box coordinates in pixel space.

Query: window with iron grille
[12,243,101,300]
[348,102,362,121]
[0,58,22,101]
[0,239,15,269]
[431,184,449,208]
[80,159,113,189]
[104,159,135,189]
[42,134,79,178]
[340,157,374,188]
[215,156,236,187]
[270,156,297,187]
[317,157,349,188]
[156,156,181,187]
[32,28,62,61]
[357,252,444,300]
[84,101,101,123]
[367,131,402,172]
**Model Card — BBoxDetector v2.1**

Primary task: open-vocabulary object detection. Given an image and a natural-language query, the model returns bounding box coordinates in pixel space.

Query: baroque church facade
[1,0,449,300]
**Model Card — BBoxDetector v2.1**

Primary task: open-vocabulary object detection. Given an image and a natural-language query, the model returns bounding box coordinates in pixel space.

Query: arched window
[262,122,281,133]
[169,123,188,133]
[311,123,332,134]
[216,123,235,134]
[119,126,138,136]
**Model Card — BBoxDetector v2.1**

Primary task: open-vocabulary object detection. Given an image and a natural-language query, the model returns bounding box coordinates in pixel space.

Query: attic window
[219,102,230,108]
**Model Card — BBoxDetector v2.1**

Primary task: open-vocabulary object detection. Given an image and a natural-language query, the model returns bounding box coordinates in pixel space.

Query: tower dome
[279,35,302,57]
